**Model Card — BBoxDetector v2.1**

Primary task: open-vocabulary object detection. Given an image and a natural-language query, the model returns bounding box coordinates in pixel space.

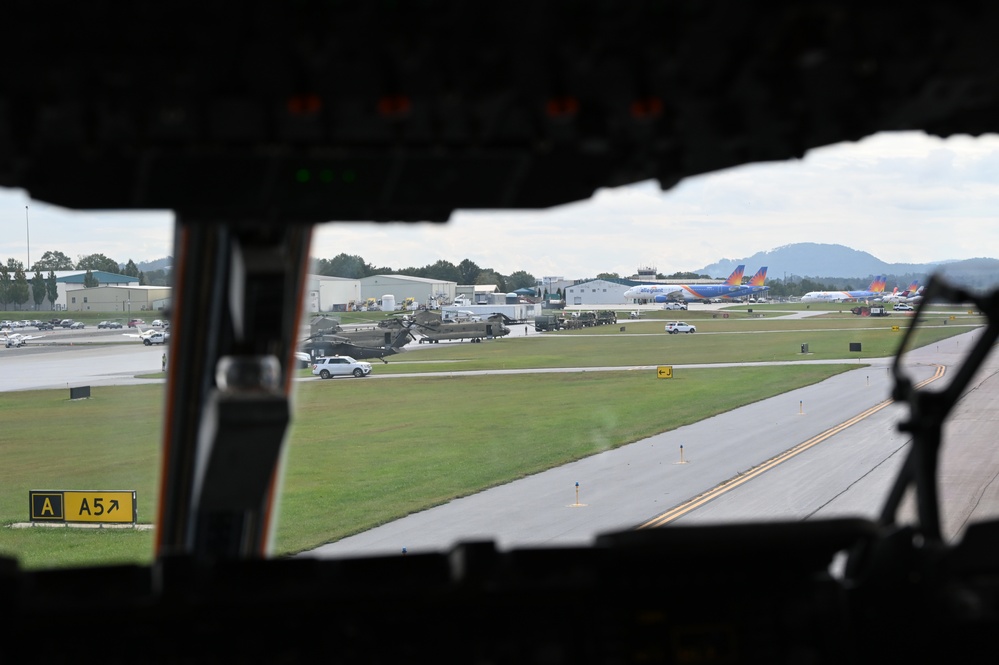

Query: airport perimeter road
[307,329,990,559]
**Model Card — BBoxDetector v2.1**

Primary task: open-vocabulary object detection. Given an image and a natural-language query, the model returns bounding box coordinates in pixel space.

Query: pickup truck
[142,331,170,346]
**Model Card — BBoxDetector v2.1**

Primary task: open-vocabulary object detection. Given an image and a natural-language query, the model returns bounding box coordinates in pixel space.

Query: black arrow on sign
[109,500,119,513]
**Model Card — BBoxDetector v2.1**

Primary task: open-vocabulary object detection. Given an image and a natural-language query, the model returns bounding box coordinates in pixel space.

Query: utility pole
[25,205,30,270]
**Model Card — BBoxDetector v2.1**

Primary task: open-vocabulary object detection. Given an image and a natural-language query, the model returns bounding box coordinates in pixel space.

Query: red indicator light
[546,97,579,117]
[629,98,663,118]
[377,95,412,117]
[287,94,322,115]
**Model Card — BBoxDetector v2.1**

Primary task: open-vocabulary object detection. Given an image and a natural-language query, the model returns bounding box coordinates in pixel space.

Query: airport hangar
[308,274,458,312]
[64,284,172,314]
[23,270,152,312]
[565,279,640,306]
[360,274,457,307]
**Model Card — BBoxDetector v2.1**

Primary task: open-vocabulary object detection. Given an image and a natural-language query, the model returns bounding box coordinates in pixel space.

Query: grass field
[0,308,984,569]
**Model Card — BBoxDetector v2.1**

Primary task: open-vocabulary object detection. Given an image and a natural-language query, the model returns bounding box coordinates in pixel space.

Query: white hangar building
[306,275,361,313]
[564,279,636,306]
[359,274,457,309]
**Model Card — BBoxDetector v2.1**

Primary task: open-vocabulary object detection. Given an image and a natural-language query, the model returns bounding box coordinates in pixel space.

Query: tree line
[0,251,173,310]
[312,254,538,293]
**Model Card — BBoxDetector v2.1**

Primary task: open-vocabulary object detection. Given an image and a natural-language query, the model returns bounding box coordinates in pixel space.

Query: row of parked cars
[0,318,64,330]
[3,318,87,330]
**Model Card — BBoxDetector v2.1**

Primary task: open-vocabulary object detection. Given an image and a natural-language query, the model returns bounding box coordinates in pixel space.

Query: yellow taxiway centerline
[638,364,946,529]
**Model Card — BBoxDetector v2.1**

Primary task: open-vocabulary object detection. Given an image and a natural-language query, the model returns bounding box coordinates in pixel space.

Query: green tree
[423,260,462,283]
[596,272,620,280]
[0,265,9,308]
[139,271,147,286]
[396,265,425,278]
[76,253,119,273]
[31,271,45,309]
[314,254,373,279]
[12,268,30,309]
[457,259,480,285]
[83,269,99,287]
[33,250,75,271]
[474,269,506,292]
[46,271,58,310]
[143,268,170,286]
[506,270,536,290]
[123,259,140,277]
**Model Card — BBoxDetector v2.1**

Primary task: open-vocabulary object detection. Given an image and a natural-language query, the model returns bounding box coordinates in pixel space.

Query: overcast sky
[2,130,997,279]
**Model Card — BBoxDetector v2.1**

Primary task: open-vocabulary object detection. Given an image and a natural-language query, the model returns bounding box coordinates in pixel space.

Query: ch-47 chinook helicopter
[301,320,414,363]
[406,310,511,344]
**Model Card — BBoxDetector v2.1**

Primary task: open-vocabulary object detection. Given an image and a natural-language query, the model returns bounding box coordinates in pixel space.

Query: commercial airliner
[743,266,769,299]
[623,265,748,303]
[884,280,922,303]
[799,276,887,303]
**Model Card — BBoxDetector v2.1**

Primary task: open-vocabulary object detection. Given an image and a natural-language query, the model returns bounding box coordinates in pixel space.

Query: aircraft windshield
[1,131,997,569]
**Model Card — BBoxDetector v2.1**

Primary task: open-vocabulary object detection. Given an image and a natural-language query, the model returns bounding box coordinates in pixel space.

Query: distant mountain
[128,257,173,273]
[697,242,998,286]
[697,243,935,280]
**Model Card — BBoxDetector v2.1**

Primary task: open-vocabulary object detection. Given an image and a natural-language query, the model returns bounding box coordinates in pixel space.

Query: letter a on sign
[29,492,65,521]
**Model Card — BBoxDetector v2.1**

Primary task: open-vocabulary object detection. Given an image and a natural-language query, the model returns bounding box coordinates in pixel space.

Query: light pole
[25,205,29,271]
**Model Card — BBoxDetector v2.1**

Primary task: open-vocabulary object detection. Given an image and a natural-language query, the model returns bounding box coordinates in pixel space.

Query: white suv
[893,303,914,311]
[665,321,697,334]
[664,302,687,310]
[312,355,373,379]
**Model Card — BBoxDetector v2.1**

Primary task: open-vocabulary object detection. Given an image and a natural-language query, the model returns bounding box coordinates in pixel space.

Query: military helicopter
[300,321,414,363]
[407,310,511,344]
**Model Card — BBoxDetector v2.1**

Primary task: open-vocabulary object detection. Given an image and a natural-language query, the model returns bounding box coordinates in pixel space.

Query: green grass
[367,316,982,374]
[0,386,163,568]
[272,365,854,554]
[0,314,983,568]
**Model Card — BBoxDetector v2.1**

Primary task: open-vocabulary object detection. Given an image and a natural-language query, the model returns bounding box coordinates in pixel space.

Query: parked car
[665,321,697,334]
[151,319,164,327]
[664,302,687,310]
[311,355,372,379]
[893,303,915,311]
[69,321,85,329]
[59,319,75,328]
[294,351,312,369]
[128,319,145,328]
[98,320,123,329]
[36,322,54,330]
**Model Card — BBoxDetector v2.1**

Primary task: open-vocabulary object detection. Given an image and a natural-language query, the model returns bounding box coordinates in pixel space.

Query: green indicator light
[296,169,311,183]
[319,169,334,183]
[342,169,356,183]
